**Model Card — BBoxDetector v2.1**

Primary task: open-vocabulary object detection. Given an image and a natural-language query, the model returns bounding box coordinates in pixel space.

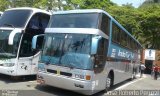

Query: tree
[0,0,10,11]
[137,4,160,49]
[80,0,112,9]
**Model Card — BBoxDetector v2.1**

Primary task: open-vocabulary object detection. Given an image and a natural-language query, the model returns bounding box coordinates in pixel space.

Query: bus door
[17,12,50,75]
[93,37,108,90]
[17,33,35,75]
[17,48,40,75]
[17,57,32,75]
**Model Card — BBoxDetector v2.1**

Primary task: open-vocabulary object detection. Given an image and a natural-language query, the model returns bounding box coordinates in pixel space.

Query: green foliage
[0,0,10,11]
[137,4,160,49]
[0,0,159,49]
[80,0,111,9]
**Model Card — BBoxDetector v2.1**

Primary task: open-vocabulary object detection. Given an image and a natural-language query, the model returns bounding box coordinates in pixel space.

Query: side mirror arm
[8,29,22,45]
[32,34,45,49]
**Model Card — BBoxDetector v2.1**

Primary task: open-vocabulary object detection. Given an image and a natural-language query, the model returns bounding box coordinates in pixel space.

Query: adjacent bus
[0,7,50,76]
[32,9,142,95]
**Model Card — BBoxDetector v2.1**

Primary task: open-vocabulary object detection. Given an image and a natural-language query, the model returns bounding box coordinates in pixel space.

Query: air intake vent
[60,71,72,77]
[47,69,57,74]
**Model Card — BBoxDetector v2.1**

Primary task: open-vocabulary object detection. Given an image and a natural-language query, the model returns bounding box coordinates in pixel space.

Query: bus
[0,7,50,76]
[32,9,142,95]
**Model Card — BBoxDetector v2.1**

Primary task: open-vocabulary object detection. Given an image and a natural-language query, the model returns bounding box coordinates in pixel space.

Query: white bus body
[33,9,142,95]
[0,7,50,76]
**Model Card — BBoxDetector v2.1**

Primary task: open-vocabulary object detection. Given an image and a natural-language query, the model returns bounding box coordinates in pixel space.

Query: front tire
[105,74,113,92]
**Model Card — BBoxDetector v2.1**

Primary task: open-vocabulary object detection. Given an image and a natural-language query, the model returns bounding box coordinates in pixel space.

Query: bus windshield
[41,33,93,70]
[0,10,32,28]
[0,30,21,59]
[49,13,99,28]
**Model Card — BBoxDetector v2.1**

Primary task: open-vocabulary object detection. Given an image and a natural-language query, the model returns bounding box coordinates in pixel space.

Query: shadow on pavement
[0,73,36,83]
[34,78,136,96]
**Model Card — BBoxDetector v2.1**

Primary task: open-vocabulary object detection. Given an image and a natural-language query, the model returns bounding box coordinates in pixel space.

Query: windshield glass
[0,30,21,59]
[41,33,93,70]
[0,10,32,28]
[48,13,99,28]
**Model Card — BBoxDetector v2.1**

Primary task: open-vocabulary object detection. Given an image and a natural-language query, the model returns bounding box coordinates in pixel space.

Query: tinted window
[28,13,50,30]
[112,22,120,43]
[28,14,40,29]
[0,10,32,28]
[94,38,107,73]
[19,33,36,57]
[48,13,99,28]
[100,13,109,35]
[40,14,50,30]
[0,30,21,58]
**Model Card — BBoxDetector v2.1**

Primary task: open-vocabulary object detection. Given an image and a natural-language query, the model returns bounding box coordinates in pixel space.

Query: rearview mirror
[32,34,45,50]
[91,36,102,54]
[8,29,22,45]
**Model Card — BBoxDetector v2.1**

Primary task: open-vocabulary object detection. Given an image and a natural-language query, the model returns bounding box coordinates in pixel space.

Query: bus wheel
[105,74,113,91]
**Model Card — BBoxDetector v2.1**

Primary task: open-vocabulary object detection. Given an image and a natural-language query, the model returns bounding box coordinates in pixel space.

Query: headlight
[3,63,15,67]
[74,74,91,80]
[75,74,85,79]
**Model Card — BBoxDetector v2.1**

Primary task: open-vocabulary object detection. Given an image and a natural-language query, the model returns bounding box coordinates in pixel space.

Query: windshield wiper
[3,23,15,28]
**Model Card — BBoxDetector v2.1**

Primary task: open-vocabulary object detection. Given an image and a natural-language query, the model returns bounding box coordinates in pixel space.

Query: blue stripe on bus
[107,43,138,60]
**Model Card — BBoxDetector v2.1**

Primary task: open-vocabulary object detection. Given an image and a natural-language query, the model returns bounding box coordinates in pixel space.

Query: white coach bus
[32,9,142,95]
[0,7,50,76]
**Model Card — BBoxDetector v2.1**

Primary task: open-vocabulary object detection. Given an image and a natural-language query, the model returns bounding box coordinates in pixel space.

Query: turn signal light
[86,75,91,80]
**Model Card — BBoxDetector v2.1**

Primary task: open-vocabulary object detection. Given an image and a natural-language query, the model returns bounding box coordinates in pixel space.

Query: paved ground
[0,74,160,96]
[119,74,160,90]
[105,74,160,96]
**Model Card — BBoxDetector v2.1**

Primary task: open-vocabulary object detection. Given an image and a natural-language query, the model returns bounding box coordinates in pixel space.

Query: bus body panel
[17,57,32,75]
[30,52,41,75]
[0,58,17,76]
[17,52,41,76]
[106,61,133,85]
[108,43,135,60]
[38,72,94,95]
[37,64,107,95]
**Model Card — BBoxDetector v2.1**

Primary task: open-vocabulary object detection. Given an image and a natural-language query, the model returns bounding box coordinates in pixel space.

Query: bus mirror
[8,29,22,45]
[91,36,101,54]
[32,34,44,50]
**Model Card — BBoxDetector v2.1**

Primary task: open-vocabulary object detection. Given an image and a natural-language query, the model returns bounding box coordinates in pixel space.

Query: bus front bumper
[37,72,96,95]
[0,66,16,76]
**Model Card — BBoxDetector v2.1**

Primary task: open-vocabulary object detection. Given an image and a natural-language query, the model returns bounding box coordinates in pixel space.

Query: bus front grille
[46,69,72,77]
[60,71,72,77]
[47,69,57,74]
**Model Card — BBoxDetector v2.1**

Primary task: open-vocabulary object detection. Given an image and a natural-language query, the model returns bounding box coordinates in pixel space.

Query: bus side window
[28,14,40,29]
[94,38,107,73]
[39,14,50,31]
[100,13,109,35]
[19,33,36,57]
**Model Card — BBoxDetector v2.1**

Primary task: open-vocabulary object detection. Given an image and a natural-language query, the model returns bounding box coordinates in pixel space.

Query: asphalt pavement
[0,74,160,96]
[105,74,160,96]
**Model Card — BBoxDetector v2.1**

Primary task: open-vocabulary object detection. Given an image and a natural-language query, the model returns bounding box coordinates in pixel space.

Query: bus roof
[52,9,142,47]
[5,7,51,15]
